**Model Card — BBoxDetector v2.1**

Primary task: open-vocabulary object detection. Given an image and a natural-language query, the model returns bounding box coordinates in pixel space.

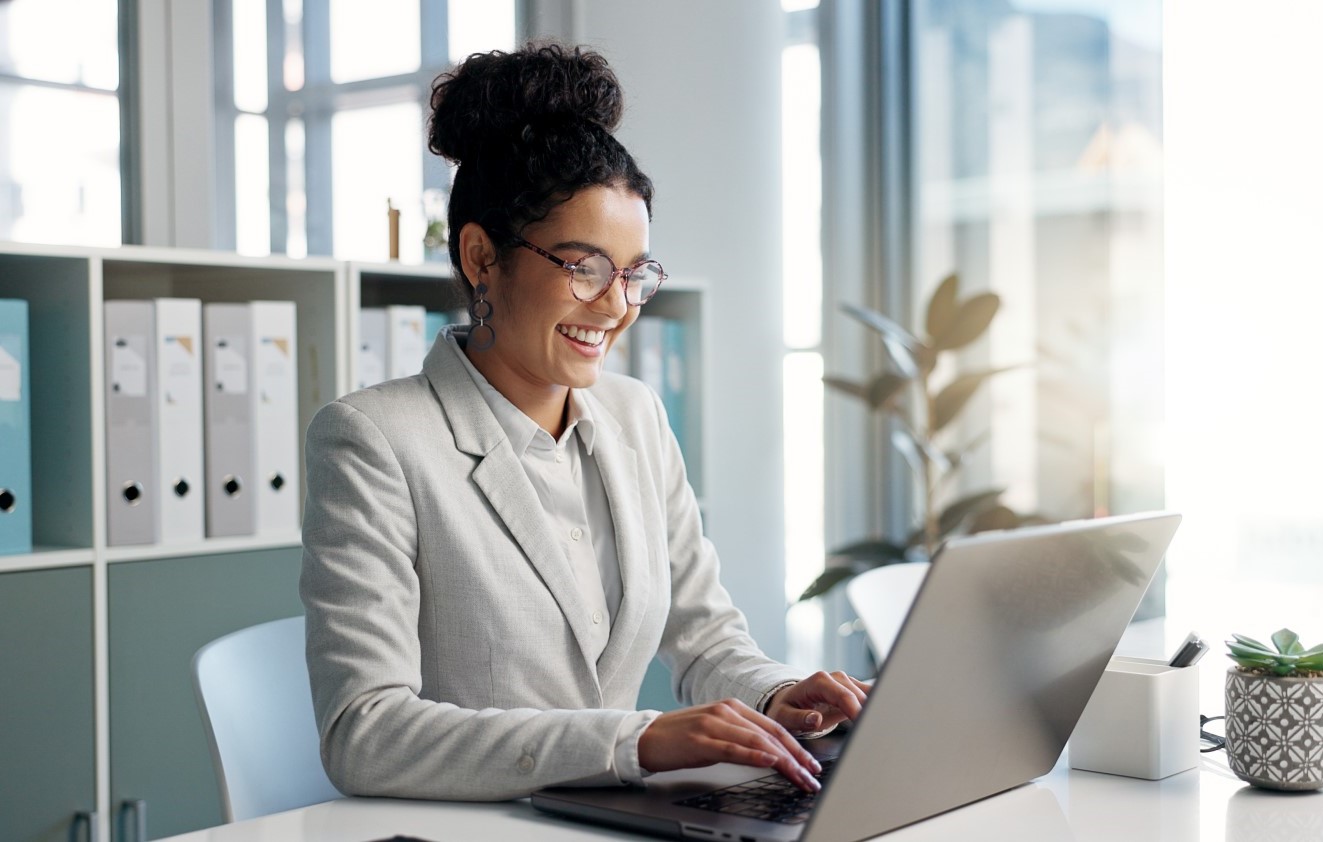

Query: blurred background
[2,0,1321,674]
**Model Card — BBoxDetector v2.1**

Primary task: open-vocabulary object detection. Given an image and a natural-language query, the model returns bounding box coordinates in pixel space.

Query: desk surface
[158,754,1323,842]
[164,618,1323,842]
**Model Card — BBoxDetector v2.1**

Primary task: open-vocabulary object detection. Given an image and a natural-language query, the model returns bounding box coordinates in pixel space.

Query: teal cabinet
[108,548,303,839]
[0,566,96,842]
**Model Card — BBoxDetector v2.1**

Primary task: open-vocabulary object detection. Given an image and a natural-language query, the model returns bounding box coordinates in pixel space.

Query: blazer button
[517,755,535,773]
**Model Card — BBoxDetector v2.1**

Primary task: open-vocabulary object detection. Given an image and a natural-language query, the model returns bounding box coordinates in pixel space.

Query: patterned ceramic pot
[1225,668,1323,790]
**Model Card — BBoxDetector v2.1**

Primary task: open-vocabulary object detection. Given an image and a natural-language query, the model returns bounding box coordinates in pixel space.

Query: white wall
[534,1,789,657]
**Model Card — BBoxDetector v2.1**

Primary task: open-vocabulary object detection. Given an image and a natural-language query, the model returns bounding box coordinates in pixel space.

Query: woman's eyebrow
[553,240,651,264]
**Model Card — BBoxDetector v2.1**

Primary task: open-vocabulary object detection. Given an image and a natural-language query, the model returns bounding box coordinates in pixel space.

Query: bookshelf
[0,242,708,840]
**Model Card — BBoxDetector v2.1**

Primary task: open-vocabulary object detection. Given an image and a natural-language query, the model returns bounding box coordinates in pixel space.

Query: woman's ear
[457,222,498,290]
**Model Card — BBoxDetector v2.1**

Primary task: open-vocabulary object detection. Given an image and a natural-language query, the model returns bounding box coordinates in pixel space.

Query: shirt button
[570,527,583,541]
[517,755,535,773]
[555,450,565,463]
[592,611,603,625]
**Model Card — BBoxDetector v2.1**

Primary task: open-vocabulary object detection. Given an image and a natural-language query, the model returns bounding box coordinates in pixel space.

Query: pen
[1168,632,1207,668]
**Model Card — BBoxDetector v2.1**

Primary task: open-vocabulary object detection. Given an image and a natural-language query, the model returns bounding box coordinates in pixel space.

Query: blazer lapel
[425,330,600,674]
[586,394,654,688]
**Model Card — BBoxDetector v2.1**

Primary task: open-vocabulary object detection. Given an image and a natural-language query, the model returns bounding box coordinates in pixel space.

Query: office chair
[845,562,931,662]
[191,615,342,822]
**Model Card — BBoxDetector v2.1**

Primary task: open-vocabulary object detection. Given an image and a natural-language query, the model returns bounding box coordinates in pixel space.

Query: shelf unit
[0,242,707,840]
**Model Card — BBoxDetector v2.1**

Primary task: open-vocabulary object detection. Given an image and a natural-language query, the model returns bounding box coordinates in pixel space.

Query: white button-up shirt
[451,336,655,782]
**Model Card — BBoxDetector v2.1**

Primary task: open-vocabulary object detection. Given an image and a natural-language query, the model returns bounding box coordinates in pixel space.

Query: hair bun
[429,43,625,165]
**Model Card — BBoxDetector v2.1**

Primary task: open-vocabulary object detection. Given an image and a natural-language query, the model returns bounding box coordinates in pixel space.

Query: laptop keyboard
[674,758,838,825]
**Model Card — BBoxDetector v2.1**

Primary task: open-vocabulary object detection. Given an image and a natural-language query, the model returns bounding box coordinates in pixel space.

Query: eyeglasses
[514,237,666,306]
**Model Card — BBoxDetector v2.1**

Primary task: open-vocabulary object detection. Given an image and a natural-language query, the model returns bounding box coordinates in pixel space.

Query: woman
[300,43,868,802]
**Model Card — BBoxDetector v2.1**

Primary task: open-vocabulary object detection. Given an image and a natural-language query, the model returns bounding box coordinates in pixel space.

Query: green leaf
[828,539,908,563]
[932,293,1001,351]
[840,302,923,378]
[823,376,869,403]
[924,273,960,341]
[1272,628,1301,655]
[1228,642,1281,660]
[1272,662,1298,676]
[932,366,1021,432]
[1232,633,1274,652]
[1299,642,1323,657]
[797,567,859,602]
[891,425,950,473]
[966,505,1022,533]
[937,489,1005,537]
[1229,655,1275,671]
[867,372,909,410]
[1295,654,1323,670]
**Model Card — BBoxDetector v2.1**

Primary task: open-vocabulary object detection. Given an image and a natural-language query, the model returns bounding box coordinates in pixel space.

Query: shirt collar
[446,331,597,457]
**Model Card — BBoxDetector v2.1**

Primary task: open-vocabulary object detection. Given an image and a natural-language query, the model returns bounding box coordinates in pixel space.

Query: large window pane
[0,83,120,245]
[1165,2,1323,619]
[235,114,271,256]
[911,2,1163,557]
[0,0,118,89]
[233,0,268,112]
[332,102,423,262]
[329,0,420,83]
[448,0,516,61]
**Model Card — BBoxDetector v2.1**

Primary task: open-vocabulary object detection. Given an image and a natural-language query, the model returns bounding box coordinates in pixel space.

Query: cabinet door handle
[118,799,147,842]
[72,810,98,842]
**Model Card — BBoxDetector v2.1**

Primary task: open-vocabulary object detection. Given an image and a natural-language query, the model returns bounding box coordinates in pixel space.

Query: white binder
[386,305,427,379]
[154,298,205,544]
[0,298,32,555]
[249,301,300,534]
[203,303,256,537]
[105,300,160,546]
[357,308,387,389]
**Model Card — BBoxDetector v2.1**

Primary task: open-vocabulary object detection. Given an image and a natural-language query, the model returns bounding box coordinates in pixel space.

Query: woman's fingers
[638,700,823,791]
[767,671,874,734]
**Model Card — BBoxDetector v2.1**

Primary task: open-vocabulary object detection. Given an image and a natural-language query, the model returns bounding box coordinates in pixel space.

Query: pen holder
[1069,656,1200,780]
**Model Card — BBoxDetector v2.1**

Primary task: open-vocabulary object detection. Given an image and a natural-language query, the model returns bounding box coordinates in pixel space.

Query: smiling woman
[298,41,871,803]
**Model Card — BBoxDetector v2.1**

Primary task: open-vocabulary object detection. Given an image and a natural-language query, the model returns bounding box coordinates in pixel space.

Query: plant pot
[1225,667,1323,790]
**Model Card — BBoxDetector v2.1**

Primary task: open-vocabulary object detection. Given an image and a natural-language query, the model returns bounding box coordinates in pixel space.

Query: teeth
[558,325,605,346]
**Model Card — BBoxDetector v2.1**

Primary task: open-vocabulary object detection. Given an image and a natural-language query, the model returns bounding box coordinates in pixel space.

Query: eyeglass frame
[512,236,667,306]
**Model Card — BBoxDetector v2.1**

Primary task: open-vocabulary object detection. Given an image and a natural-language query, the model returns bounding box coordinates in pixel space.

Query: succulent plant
[1226,629,1323,677]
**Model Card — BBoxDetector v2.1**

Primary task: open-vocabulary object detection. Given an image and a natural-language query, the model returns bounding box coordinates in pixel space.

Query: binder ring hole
[223,476,243,496]
[122,482,143,505]
[270,473,285,491]
[173,478,190,498]
[0,489,15,513]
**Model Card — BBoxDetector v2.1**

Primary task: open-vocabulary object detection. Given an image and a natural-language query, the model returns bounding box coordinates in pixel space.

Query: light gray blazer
[300,328,801,801]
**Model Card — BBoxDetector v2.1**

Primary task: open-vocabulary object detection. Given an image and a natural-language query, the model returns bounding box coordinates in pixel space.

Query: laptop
[532,511,1182,842]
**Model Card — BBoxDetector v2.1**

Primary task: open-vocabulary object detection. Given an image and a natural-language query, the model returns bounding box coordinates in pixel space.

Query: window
[781,1,826,668]
[218,0,515,260]
[0,0,121,245]
[1164,2,1323,619]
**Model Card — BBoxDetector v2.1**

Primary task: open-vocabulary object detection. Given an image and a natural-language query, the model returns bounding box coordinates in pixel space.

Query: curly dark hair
[428,43,655,292]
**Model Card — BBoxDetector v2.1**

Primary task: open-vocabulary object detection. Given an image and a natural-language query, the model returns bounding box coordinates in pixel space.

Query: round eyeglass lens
[625,261,664,304]
[570,254,614,300]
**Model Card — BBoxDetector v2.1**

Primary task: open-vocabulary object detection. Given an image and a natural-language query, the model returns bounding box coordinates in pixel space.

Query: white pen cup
[1068,656,1201,780]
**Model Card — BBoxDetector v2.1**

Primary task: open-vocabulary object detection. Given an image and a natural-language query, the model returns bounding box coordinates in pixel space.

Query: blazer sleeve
[643,389,806,710]
[300,398,648,801]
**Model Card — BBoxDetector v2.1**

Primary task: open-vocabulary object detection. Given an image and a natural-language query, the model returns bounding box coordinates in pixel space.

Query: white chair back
[845,562,931,662]
[192,615,341,822]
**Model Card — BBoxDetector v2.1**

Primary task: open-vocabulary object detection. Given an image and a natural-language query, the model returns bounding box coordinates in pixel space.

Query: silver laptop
[532,511,1182,842]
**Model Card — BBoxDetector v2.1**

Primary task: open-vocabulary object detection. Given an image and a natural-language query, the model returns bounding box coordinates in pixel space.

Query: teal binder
[0,298,32,555]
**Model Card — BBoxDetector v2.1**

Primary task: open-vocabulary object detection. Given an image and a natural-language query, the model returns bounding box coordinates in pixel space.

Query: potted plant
[798,273,1041,602]
[1224,628,1323,790]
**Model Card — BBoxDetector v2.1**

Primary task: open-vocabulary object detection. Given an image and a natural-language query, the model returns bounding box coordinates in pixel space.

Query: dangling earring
[468,282,495,351]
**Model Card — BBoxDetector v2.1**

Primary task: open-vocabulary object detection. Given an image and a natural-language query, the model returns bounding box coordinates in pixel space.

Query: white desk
[157,753,1323,842]
[164,617,1323,842]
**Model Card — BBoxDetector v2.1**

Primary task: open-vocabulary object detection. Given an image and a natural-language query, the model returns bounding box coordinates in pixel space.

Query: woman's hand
[637,699,823,792]
[764,671,871,736]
